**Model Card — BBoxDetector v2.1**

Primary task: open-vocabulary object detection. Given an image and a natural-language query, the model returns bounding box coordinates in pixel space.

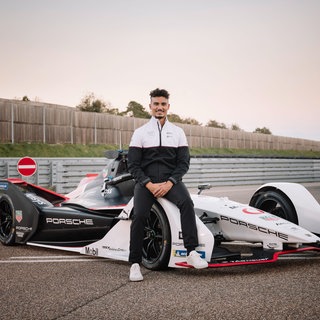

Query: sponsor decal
[276,222,290,226]
[220,215,288,241]
[26,193,47,206]
[172,242,184,247]
[259,215,280,221]
[166,131,174,138]
[102,246,126,252]
[172,242,205,248]
[46,218,94,225]
[173,250,187,257]
[242,208,264,214]
[16,226,32,232]
[104,188,113,195]
[222,257,269,263]
[15,210,23,223]
[196,251,206,258]
[173,250,206,258]
[0,182,9,190]
[266,243,281,249]
[85,247,99,256]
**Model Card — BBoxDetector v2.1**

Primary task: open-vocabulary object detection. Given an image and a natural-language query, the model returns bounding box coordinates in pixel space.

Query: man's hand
[146,181,173,198]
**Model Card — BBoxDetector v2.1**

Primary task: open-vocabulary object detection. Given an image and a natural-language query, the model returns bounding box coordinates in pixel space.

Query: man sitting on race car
[127,88,208,281]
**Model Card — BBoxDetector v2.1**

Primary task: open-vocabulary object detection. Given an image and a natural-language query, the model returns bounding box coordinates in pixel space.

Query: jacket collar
[151,116,168,127]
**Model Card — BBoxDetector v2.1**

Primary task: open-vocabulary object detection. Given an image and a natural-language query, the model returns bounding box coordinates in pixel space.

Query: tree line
[22,93,272,134]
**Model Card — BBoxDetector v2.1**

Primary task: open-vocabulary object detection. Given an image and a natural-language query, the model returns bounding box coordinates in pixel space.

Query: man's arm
[127,146,151,186]
[168,146,190,185]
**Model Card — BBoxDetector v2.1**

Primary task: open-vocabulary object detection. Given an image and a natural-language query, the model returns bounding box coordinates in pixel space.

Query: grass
[0,143,118,158]
[190,147,320,158]
[1,143,320,158]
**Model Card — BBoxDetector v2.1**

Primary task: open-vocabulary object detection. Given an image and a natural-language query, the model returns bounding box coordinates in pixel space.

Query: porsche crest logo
[16,210,23,223]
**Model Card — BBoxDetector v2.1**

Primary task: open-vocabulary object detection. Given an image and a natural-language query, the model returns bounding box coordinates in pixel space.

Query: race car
[0,150,319,270]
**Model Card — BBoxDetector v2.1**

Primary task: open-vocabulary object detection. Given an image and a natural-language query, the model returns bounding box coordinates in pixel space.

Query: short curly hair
[149,88,170,99]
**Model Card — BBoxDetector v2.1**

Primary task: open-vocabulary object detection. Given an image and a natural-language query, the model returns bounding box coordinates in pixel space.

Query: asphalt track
[1,183,319,320]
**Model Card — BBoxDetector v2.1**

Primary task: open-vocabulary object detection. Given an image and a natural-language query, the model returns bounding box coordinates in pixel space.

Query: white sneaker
[129,263,143,282]
[187,250,208,269]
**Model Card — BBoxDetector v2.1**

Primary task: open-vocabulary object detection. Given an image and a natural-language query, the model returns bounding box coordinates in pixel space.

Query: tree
[253,127,272,134]
[230,123,242,131]
[206,120,227,129]
[182,117,201,125]
[167,113,184,123]
[76,93,114,113]
[105,107,120,115]
[22,96,30,101]
[121,101,150,119]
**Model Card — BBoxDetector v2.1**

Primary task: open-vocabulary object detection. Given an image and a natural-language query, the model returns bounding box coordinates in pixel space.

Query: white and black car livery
[0,150,319,270]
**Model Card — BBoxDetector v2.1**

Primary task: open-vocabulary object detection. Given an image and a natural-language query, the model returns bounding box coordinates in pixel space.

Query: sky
[1,0,319,141]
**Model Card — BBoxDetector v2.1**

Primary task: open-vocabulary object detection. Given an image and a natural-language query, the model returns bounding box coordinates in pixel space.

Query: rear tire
[0,194,16,245]
[142,202,171,270]
[249,189,298,224]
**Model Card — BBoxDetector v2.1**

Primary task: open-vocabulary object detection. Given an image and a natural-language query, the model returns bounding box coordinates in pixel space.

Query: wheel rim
[253,191,297,224]
[0,199,13,239]
[142,209,164,263]
[259,199,286,219]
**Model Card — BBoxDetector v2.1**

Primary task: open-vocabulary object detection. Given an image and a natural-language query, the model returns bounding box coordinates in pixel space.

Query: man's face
[149,96,170,120]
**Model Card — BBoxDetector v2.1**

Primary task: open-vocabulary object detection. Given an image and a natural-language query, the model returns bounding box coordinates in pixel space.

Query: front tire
[0,194,16,245]
[249,189,298,224]
[142,202,171,270]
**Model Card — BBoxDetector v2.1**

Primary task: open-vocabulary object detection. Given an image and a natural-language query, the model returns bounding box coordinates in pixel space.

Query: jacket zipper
[157,122,162,147]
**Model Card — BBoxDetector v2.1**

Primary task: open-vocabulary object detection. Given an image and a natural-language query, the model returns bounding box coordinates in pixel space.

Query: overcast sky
[1,0,319,141]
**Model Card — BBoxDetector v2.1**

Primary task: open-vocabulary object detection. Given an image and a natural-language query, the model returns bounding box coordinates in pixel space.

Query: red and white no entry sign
[17,157,37,177]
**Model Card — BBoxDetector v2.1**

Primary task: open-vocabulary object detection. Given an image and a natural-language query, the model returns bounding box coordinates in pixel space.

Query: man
[127,88,208,282]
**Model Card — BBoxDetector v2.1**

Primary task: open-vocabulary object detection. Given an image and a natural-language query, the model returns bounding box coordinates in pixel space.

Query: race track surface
[1,183,319,320]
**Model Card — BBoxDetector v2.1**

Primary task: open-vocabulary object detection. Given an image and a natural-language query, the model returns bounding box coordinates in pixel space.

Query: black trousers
[129,181,199,264]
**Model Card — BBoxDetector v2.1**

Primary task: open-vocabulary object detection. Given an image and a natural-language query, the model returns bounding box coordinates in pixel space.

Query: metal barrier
[0,157,319,194]
[0,158,107,194]
[184,157,320,187]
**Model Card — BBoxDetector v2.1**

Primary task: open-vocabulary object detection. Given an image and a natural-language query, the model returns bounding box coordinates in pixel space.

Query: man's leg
[129,183,155,264]
[165,182,208,269]
[165,182,198,252]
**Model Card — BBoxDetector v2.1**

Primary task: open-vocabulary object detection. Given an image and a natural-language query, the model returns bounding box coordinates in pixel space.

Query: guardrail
[0,157,319,194]
[184,157,320,187]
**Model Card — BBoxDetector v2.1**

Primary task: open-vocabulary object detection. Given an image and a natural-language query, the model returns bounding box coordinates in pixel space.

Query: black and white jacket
[127,116,190,186]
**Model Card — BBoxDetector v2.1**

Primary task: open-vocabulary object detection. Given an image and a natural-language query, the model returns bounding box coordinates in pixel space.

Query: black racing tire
[142,202,171,270]
[0,194,16,245]
[249,189,298,224]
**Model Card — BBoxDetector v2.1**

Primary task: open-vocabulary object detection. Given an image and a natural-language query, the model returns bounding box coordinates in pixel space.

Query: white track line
[0,255,105,264]
[0,254,318,264]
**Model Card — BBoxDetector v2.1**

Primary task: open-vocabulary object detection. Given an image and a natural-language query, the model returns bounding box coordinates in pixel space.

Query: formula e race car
[0,150,319,270]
